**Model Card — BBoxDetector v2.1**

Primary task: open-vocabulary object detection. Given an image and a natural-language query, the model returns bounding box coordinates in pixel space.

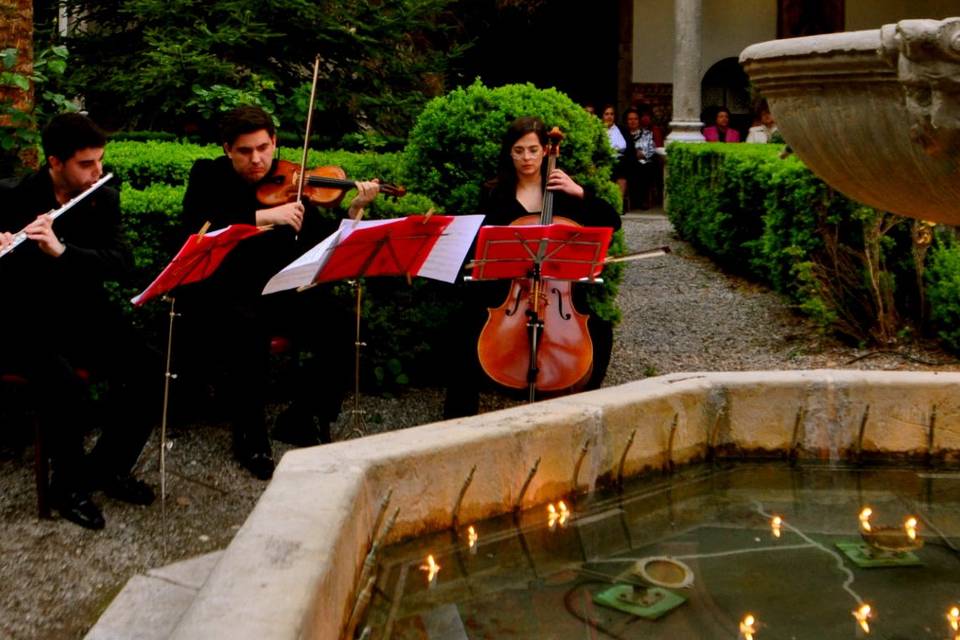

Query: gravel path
[2,211,958,639]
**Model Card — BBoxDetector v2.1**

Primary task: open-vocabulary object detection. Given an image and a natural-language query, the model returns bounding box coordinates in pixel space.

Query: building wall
[633,0,960,85]
[632,0,776,85]
[846,0,960,30]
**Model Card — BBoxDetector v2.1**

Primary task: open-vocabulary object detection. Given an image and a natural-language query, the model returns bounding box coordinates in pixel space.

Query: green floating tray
[593,585,686,620]
[835,541,923,568]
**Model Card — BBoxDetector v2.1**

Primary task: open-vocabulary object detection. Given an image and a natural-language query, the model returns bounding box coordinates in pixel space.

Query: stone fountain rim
[739,28,883,64]
[165,370,960,640]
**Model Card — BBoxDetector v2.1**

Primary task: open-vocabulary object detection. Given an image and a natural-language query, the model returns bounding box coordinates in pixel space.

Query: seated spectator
[747,106,780,143]
[703,107,740,142]
[601,104,632,202]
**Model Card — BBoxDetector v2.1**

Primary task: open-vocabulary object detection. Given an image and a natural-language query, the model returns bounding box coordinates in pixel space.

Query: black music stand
[132,223,266,543]
[468,223,613,402]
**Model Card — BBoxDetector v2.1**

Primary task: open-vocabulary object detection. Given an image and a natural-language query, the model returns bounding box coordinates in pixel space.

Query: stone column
[666,0,705,143]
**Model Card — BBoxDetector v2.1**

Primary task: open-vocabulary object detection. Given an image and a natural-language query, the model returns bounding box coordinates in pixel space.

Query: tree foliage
[55,0,472,146]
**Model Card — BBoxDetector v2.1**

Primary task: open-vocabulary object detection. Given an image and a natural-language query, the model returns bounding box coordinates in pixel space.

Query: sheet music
[262,218,400,295]
[262,215,484,293]
[262,229,342,295]
[416,214,484,283]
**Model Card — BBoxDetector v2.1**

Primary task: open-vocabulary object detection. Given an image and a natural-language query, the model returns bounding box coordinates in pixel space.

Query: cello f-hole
[552,287,572,320]
[505,285,523,317]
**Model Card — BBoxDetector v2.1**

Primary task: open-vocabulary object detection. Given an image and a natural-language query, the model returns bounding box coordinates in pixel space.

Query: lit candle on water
[948,605,959,632]
[859,507,873,533]
[419,554,441,585]
[904,516,918,541]
[770,515,783,539]
[853,603,872,634]
[739,613,757,640]
[467,526,478,554]
[547,501,571,529]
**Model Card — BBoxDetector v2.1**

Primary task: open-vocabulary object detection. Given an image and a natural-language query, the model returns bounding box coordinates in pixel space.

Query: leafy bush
[0,44,76,172]
[926,233,960,350]
[59,0,467,146]
[666,143,919,344]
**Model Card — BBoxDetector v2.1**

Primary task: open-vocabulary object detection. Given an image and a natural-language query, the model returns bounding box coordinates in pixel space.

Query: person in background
[747,105,780,143]
[601,104,632,203]
[703,107,740,143]
[624,106,663,209]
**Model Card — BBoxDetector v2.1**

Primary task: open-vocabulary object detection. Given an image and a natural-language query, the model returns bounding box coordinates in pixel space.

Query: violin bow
[296,55,323,205]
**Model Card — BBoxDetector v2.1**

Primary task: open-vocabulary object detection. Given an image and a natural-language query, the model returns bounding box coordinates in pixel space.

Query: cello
[476,127,594,401]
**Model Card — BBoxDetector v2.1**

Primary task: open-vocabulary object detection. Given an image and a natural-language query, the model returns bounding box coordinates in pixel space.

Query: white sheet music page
[262,229,342,295]
[261,218,399,295]
[416,214,484,283]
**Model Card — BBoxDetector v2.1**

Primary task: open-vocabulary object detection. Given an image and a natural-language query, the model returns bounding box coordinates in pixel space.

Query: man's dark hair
[219,106,276,146]
[41,113,107,163]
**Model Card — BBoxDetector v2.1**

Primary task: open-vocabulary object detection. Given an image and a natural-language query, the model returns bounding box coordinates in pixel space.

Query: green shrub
[666,142,918,344]
[105,141,220,188]
[926,234,960,350]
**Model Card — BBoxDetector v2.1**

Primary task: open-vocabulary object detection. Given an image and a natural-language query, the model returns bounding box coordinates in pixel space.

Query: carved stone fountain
[740,17,960,225]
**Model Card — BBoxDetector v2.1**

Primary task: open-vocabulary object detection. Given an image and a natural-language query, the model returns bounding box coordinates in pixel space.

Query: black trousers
[175,286,353,447]
[4,318,159,491]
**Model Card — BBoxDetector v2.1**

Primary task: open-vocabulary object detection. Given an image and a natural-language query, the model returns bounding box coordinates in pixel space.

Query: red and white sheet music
[262,214,484,295]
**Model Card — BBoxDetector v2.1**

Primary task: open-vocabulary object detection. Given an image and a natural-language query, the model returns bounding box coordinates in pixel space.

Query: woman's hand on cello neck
[546,168,585,200]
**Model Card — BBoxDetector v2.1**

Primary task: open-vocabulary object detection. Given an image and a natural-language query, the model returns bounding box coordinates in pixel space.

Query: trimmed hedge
[665,142,936,345]
[926,233,960,351]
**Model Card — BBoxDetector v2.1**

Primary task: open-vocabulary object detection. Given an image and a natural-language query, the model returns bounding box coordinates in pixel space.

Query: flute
[0,172,114,259]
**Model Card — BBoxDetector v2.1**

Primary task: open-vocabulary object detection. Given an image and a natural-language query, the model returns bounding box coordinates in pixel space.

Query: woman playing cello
[443,116,621,419]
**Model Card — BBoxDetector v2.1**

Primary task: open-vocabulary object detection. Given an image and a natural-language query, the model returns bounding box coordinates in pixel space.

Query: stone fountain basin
[158,370,960,639]
[740,20,960,225]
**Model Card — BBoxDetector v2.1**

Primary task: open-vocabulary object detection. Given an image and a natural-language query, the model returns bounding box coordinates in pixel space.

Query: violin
[256,159,406,208]
[476,127,594,397]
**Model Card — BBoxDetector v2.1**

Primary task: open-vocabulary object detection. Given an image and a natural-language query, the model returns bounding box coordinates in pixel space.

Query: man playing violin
[0,113,158,530]
[176,105,379,479]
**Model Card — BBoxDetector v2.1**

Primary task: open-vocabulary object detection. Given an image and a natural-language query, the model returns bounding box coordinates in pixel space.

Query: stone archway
[700,57,752,138]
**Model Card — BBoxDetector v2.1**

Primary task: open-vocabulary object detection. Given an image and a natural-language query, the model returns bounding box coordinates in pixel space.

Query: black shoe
[103,474,155,506]
[235,450,274,480]
[273,408,330,447]
[52,490,105,531]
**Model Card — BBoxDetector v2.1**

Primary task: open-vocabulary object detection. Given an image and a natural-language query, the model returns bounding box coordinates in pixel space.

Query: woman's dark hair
[491,116,550,191]
[41,113,107,163]
[219,105,276,146]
